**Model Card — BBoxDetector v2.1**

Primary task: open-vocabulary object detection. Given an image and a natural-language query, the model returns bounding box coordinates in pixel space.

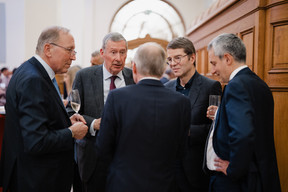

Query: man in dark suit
[165,37,222,192]
[66,32,134,191]
[0,26,88,192]
[205,33,281,191]
[95,42,191,192]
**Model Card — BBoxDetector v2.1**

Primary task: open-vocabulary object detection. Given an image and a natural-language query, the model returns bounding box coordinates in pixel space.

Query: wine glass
[208,95,221,118]
[69,89,81,114]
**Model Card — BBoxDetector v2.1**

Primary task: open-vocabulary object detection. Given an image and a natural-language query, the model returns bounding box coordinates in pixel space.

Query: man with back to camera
[165,37,222,192]
[204,33,281,191]
[95,42,191,192]
[66,32,134,191]
[0,26,88,192]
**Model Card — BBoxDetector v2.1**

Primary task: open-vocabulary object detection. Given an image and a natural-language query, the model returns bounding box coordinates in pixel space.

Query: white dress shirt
[90,65,127,136]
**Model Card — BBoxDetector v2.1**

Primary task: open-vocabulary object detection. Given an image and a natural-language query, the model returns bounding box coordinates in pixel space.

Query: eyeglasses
[50,43,77,56]
[167,54,188,65]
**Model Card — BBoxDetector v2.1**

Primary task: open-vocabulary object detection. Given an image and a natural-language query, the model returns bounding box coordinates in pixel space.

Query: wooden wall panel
[240,29,254,71]
[196,48,208,75]
[273,25,288,69]
[273,91,288,191]
[265,3,288,89]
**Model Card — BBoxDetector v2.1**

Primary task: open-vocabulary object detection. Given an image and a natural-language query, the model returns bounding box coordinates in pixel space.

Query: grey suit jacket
[66,64,134,182]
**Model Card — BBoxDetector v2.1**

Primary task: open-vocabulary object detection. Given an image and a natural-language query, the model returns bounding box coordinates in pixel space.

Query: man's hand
[70,113,87,125]
[69,122,88,140]
[206,105,218,120]
[93,118,101,131]
[214,157,230,175]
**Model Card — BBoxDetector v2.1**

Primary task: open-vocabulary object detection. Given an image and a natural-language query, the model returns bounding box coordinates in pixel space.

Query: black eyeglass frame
[50,43,77,56]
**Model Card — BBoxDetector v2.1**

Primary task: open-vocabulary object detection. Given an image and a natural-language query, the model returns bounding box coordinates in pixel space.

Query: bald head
[133,42,166,79]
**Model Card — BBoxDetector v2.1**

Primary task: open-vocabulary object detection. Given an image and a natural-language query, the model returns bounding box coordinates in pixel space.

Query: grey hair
[35,26,70,54]
[102,32,127,50]
[91,50,101,57]
[207,33,246,63]
[133,42,166,78]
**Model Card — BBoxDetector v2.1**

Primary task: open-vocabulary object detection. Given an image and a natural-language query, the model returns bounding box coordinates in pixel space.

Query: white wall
[1,0,214,69]
[0,0,25,70]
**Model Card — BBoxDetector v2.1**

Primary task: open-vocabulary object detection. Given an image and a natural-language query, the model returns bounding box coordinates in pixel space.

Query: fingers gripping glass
[167,54,188,65]
[50,43,77,56]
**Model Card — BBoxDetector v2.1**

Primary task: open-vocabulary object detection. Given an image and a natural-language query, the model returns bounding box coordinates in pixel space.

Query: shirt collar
[176,74,195,89]
[103,64,124,80]
[229,65,248,81]
[139,77,160,82]
[34,55,55,80]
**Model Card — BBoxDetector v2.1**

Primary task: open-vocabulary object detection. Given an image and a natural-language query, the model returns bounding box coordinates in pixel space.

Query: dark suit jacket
[210,67,281,191]
[67,65,134,182]
[165,71,222,191]
[0,57,74,191]
[95,79,191,192]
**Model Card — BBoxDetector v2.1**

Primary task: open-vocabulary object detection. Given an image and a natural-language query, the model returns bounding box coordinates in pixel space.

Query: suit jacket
[165,71,222,191]
[66,65,134,182]
[0,57,74,192]
[209,67,281,191]
[95,79,191,192]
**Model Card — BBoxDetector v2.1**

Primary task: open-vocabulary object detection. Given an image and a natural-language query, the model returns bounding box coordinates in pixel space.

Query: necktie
[110,76,117,90]
[52,78,62,99]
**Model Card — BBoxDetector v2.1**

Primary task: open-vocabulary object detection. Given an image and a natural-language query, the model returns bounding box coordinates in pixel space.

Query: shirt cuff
[90,119,97,136]
[68,128,74,138]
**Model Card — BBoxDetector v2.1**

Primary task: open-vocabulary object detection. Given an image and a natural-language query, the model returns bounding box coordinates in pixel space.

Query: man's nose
[115,53,121,60]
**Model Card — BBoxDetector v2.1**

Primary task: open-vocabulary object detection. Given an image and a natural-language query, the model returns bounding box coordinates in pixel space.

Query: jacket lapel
[188,71,201,107]
[93,65,105,109]
[29,57,68,116]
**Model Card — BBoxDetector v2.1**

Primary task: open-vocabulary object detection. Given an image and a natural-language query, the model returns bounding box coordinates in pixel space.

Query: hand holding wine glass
[207,95,221,120]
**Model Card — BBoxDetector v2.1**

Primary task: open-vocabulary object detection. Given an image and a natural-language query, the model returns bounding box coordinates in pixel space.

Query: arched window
[110,0,186,65]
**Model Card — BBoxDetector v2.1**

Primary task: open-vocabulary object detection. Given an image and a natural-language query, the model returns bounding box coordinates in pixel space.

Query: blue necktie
[52,78,62,99]
[53,78,76,161]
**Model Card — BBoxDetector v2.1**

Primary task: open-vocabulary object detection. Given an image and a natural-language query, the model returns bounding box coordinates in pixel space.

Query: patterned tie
[110,76,117,90]
[52,78,62,99]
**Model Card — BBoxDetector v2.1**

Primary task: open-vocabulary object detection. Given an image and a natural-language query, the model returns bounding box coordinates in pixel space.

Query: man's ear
[132,62,137,74]
[100,48,104,56]
[189,53,196,65]
[44,43,52,57]
[223,53,233,66]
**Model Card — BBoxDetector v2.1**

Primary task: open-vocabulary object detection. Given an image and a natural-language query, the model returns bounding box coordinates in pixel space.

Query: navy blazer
[212,67,281,191]
[0,57,74,191]
[95,79,191,192]
[67,65,134,182]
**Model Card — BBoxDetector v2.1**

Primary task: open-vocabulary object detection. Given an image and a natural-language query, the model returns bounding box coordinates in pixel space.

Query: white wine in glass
[208,95,221,118]
[69,89,81,114]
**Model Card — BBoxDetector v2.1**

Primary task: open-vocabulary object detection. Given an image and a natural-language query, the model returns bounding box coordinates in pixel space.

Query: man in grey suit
[165,37,222,192]
[95,42,191,192]
[67,32,134,191]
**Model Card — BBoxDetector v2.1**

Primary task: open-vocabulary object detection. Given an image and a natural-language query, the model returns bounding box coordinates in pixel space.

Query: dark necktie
[52,78,62,99]
[110,76,117,90]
